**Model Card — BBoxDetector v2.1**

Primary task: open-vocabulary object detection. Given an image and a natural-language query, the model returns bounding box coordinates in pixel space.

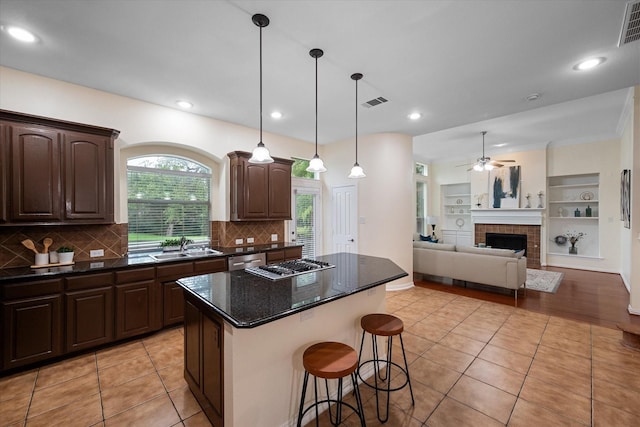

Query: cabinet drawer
[194,258,227,274]
[285,247,302,260]
[66,272,113,291]
[115,267,156,284]
[157,262,194,280]
[2,278,64,300]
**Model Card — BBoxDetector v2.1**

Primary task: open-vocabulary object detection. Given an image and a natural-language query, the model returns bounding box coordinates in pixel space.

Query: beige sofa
[413,241,527,301]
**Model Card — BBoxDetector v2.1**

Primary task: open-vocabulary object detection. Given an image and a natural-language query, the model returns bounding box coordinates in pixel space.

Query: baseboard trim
[386,280,415,291]
[544,263,619,274]
[629,304,640,316]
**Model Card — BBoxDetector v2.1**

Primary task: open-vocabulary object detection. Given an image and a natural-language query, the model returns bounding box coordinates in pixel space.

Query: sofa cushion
[413,241,456,251]
[456,245,521,258]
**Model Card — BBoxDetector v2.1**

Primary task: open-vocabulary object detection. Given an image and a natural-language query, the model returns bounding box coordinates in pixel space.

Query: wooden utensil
[43,237,53,253]
[21,239,39,254]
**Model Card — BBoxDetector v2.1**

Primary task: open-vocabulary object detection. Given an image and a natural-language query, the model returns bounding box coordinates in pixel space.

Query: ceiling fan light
[348,163,366,178]
[306,154,327,173]
[473,163,483,171]
[484,163,494,171]
[249,141,273,164]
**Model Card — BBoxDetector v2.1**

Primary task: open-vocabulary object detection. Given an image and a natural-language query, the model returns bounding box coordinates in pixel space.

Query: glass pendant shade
[248,14,274,164]
[306,154,327,173]
[473,163,483,171]
[249,141,273,164]
[348,163,366,178]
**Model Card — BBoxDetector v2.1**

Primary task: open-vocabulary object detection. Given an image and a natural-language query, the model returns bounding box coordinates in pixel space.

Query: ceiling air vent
[618,0,640,46]
[362,96,388,108]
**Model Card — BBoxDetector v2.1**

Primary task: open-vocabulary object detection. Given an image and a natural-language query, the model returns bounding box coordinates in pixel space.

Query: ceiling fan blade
[492,162,504,168]
[456,162,474,167]
[496,159,516,162]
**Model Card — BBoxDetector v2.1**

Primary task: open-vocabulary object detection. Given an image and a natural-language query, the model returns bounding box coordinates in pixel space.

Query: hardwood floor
[414,266,640,330]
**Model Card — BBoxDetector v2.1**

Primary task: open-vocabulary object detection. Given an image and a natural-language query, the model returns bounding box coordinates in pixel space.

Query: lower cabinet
[65,287,114,352]
[1,278,64,370]
[184,296,224,427]
[65,272,114,352]
[442,229,473,247]
[114,267,160,340]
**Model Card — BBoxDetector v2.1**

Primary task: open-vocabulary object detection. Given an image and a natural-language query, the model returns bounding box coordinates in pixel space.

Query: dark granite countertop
[0,242,303,282]
[176,252,408,329]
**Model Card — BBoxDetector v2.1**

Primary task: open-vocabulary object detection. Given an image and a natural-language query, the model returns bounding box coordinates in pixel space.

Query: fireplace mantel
[471,208,544,225]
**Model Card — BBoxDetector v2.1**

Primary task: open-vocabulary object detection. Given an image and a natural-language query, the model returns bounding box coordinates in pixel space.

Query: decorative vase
[569,245,577,255]
[586,205,592,217]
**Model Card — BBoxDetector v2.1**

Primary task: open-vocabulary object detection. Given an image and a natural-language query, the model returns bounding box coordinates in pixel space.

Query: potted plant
[57,246,74,263]
[564,231,585,255]
[160,238,182,252]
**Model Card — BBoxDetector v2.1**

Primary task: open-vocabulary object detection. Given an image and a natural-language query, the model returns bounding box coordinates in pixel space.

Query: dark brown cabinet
[184,296,224,427]
[158,262,195,327]
[0,110,119,226]
[114,267,160,339]
[266,246,303,263]
[65,273,114,352]
[228,151,293,221]
[1,279,64,370]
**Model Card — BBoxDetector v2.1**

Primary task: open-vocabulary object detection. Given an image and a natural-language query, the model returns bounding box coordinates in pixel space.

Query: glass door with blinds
[291,188,321,259]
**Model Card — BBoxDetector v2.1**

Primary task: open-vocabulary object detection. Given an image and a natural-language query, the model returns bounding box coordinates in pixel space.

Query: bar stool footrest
[357,359,410,392]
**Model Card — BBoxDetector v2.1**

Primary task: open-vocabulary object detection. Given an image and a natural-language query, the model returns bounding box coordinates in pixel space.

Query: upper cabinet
[228,151,293,221]
[0,110,119,226]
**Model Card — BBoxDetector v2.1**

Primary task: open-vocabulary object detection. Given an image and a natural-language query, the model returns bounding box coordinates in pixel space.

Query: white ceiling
[0,0,638,161]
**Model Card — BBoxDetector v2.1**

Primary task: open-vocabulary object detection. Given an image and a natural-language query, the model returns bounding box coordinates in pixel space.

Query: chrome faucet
[179,236,193,253]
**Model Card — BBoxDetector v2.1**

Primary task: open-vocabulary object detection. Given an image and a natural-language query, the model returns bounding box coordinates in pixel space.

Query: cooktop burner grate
[245,258,335,280]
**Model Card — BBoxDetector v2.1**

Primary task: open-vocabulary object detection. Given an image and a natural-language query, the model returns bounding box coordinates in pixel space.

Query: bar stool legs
[297,341,366,427]
[357,314,414,423]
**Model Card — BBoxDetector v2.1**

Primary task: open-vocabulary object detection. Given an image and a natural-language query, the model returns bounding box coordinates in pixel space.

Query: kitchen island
[176,252,407,427]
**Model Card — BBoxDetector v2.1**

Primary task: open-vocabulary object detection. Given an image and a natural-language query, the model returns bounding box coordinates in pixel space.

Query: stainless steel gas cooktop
[245,258,335,281]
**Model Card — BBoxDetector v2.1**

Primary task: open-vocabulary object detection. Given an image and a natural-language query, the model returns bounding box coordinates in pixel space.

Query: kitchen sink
[186,248,224,257]
[151,253,191,261]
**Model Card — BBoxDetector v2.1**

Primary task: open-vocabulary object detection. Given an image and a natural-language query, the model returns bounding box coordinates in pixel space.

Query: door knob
[348,239,354,242]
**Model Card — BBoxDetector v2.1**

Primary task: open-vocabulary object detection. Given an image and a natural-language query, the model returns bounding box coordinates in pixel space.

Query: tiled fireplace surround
[0,221,284,269]
[474,223,541,269]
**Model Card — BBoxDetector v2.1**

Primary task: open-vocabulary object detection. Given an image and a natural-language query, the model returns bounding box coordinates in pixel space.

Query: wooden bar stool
[357,313,414,423]
[297,341,366,426]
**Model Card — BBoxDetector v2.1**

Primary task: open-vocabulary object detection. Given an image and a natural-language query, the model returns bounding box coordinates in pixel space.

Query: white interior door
[332,185,357,253]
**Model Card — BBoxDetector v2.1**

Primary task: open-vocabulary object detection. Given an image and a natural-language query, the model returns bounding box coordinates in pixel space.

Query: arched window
[127,155,211,251]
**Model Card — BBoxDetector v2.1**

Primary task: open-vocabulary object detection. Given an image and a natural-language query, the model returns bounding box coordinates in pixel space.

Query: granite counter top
[0,242,303,282]
[177,252,408,328]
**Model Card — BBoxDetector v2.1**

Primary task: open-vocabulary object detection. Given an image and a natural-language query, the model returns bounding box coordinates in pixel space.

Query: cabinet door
[115,280,156,339]
[266,250,284,263]
[66,287,114,352]
[2,295,63,370]
[268,161,292,219]
[184,298,200,389]
[202,313,224,427]
[9,124,62,222]
[244,162,269,218]
[0,123,8,223]
[63,132,113,222]
[284,246,302,260]
[163,281,184,326]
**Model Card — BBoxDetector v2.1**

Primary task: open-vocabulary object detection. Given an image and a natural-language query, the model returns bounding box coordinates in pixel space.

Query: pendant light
[306,48,327,173]
[348,73,366,178]
[248,13,274,164]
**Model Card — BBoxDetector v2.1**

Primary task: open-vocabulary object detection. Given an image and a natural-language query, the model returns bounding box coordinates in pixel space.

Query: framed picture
[490,165,521,208]
[621,169,631,229]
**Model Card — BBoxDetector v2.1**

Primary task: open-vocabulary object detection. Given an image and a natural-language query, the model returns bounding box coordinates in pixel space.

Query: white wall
[1,66,413,285]
[629,87,640,314]
[321,133,414,290]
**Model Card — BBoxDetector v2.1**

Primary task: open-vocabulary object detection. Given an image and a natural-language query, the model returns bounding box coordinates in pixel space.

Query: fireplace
[486,233,527,256]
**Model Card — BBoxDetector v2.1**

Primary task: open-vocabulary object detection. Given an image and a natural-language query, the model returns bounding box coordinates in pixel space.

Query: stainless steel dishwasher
[228,252,266,271]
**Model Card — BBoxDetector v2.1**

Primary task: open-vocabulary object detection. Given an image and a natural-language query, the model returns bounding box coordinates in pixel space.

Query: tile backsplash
[0,221,285,269]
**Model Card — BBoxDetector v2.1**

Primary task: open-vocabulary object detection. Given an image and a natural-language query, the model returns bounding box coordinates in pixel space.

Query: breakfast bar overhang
[177,252,408,427]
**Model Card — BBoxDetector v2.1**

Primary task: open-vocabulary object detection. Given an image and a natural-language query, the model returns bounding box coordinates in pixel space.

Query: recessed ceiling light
[493,143,507,147]
[270,111,283,119]
[4,25,38,43]
[408,112,421,120]
[176,100,192,109]
[573,57,606,71]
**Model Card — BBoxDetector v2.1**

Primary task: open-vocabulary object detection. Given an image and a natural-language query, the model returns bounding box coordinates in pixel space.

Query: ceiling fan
[459,131,516,171]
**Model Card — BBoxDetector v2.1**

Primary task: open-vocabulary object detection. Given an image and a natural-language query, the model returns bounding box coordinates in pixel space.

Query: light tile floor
[1,287,639,426]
